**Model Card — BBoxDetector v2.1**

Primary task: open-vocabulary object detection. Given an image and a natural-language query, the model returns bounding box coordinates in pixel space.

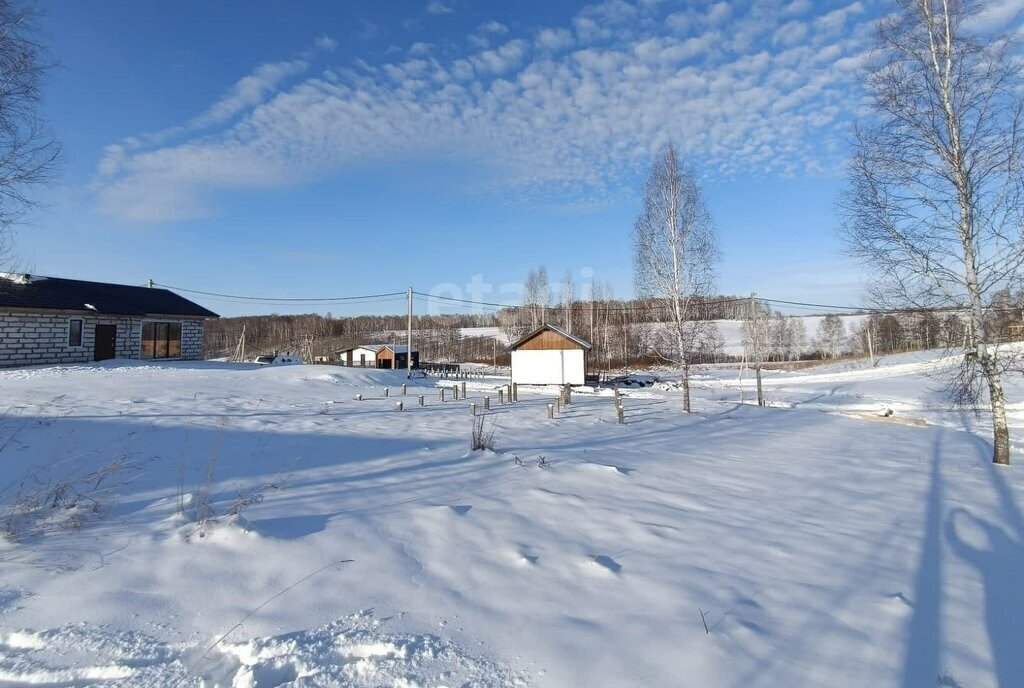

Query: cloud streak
[93,0,895,223]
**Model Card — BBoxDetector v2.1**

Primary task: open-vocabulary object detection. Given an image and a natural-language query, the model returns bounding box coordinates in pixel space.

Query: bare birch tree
[840,0,1024,464]
[561,269,574,333]
[0,1,60,263]
[633,143,718,412]
[536,266,551,325]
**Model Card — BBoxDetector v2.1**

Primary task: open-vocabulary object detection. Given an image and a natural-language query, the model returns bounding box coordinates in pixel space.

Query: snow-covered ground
[0,353,1022,687]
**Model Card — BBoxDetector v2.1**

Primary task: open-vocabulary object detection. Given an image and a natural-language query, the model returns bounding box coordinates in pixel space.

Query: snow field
[0,356,1020,686]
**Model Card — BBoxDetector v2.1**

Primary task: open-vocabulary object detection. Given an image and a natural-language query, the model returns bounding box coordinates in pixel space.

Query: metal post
[750,293,764,407]
[470,403,476,416]
[547,403,554,419]
[440,388,446,402]
[419,395,424,407]
[396,401,403,411]
[407,287,413,379]
[402,383,407,396]
[484,396,490,410]
[384,387,389,398]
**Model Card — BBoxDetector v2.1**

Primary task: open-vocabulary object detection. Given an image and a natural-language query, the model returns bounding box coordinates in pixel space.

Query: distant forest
[203,290,1024,368]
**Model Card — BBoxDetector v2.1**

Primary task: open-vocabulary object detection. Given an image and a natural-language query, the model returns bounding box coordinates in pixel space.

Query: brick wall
[0,311,208,368]
[181,319,204,360]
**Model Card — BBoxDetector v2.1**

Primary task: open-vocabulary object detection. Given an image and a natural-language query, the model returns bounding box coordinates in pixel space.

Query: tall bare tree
[633,143,718,412]
[841,0,1024,464]
[561,269,574,333]
[536,265,551,325]
[0,1,60,263]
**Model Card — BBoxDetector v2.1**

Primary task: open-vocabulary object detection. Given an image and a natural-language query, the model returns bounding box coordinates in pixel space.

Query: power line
[153,282,406,304]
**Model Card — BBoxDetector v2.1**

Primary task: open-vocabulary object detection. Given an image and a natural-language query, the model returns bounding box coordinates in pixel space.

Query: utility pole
[407,287,413,379]
[750,293,764,407]
[866,323,874,366]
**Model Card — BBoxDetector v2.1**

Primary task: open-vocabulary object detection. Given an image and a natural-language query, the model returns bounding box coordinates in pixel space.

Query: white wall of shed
[510,349,586,385]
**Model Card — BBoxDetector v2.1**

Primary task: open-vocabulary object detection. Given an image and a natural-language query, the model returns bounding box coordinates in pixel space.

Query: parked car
[252,354,303,366]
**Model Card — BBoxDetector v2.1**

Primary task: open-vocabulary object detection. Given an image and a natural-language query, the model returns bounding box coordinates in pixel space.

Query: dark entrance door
[94,324,116,361]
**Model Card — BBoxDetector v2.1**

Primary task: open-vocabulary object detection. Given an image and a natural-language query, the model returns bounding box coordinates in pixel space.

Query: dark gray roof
[0,274,219,318]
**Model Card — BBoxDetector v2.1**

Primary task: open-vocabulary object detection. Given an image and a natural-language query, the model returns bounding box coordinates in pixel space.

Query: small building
[336,344,419,369]
[336,344,385,367]
[507,323,592,385]
[0,273,219,368]
[376,344,419,370]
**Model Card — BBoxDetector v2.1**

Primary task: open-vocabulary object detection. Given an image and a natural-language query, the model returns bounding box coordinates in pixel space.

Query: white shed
[508,324,592,386]
[336,344,384,367]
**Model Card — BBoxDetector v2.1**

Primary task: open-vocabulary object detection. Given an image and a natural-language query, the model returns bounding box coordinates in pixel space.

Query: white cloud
[536,27,574,52]
[93,0,876,223]
[188,59,309,130]
[706,2,731,25]
[965,0,1024,32]
[425,1,454,16]
[314,35,338,52]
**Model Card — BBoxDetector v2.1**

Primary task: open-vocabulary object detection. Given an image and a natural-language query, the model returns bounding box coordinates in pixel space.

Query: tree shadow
[944,462,1024,688]
[900,431,945,688]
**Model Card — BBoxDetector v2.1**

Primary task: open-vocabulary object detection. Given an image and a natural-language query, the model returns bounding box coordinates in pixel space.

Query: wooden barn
[376,344,419,370]
[507,324,592,385]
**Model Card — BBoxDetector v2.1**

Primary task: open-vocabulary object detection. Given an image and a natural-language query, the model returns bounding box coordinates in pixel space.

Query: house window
[141,321,182,359]
[68,319,83,347]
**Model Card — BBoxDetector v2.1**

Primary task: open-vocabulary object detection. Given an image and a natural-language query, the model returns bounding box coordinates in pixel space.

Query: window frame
[68,318,83,348]
[140,319,184,360]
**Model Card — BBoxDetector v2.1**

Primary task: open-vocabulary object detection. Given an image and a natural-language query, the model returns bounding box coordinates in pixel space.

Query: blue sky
[20,0,1023,316]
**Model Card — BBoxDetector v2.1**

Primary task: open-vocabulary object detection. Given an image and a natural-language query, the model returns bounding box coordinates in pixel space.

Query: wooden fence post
[419,395,425,407]
[440,388,446,402]
[547,403,554,419]
[402,383,407,396]
[484,396,490,410]
[512,383,518,402]
[396,401,403,412]
[470,403,476,416]
[384,387,389,398]
[498,389,504,405]
[461,381,466,398]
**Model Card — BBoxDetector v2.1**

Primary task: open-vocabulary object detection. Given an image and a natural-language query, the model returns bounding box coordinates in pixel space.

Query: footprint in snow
[588,554,622,575]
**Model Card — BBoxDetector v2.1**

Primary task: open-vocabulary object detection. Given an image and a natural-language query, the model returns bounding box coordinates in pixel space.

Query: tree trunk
[682,359,691,413]
[982,354,1011,465]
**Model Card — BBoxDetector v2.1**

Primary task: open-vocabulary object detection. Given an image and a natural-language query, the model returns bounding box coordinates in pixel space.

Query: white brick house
[0,273,218,368]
